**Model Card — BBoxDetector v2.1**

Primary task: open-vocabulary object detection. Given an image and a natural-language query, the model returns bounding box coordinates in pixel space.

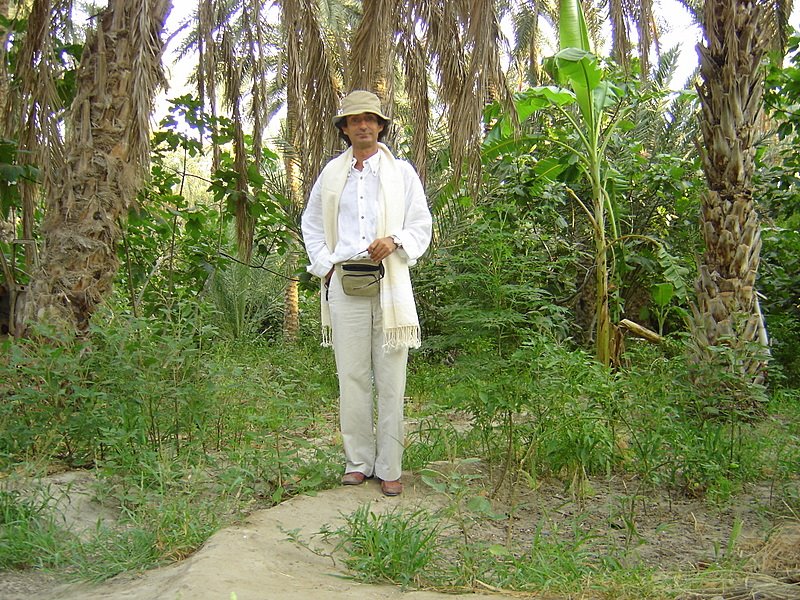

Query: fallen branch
[619,318,662,344]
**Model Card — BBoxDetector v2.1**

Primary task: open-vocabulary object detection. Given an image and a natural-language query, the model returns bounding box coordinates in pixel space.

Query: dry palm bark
[693,0,768,396]
[22,0,171,334]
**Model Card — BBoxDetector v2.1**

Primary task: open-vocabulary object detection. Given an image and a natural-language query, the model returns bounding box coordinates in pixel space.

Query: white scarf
[319,143,421,349]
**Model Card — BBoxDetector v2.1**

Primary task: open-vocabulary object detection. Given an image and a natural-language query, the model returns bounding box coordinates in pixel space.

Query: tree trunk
[22,0,171,334]
[0,0,10,124]
[283,275,299,343]
[692,0,768,408]
[281,141,301,344]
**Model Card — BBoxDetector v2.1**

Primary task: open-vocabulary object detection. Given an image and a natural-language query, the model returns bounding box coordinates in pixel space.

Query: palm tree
[21,0,171,333]
[676,0,793,55]
[6,0,76,273]
[281,0,343,341]
[605,0,659,80]
[767,0,795,58]
[312,0,515,190]
[692,0,769,406]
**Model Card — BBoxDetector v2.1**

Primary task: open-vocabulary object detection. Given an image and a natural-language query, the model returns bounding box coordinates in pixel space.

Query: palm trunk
[692,0,768,406]
[283,275,299,343]
[22,0,171,334]
[282,140,301,344]
[0,0,10,131]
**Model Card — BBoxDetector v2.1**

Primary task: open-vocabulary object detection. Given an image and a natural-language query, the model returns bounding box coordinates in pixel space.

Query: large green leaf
[592,81,624,110]
[481,134,539,160]
[533,85,577,107]
[652,283,675,308]
[534,157,569,180]
[483,87,576,147]
[555,48,602,90]
[554,0,600,130]
[559,0,591,52]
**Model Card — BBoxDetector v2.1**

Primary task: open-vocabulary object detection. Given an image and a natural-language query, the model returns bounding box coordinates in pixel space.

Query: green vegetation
[2,302,798,595]
[0,303,342,578]
[1,1,800,599]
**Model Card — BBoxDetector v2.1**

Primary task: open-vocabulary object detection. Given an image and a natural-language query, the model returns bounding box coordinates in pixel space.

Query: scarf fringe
[321,325,418,350]
[383,325,421,350]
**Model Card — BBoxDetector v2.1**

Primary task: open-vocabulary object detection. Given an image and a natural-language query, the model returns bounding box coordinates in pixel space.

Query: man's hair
[336,114,390,146]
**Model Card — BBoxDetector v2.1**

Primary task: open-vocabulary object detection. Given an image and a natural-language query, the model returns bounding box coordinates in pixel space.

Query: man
[301,90,432,497]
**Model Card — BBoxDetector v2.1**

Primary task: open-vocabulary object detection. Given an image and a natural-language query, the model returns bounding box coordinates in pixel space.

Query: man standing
[301,90,432,496]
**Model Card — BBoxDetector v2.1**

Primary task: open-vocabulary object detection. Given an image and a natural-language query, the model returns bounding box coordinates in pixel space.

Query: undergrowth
[0,307,340,578]
[1,311,798,597]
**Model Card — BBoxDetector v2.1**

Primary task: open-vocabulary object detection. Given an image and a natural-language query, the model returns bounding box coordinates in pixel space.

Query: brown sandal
[380,479,403,496]
[341,472,367,485]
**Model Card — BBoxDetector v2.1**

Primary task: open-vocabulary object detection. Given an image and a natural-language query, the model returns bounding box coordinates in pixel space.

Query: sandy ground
[2,467,797,600]
[1,472,519,600]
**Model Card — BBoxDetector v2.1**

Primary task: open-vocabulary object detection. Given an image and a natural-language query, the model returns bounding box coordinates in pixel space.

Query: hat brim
[333,110,390,128]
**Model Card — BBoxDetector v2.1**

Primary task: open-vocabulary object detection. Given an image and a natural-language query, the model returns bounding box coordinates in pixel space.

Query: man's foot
[380,479,403,496]
[341,472,367,486]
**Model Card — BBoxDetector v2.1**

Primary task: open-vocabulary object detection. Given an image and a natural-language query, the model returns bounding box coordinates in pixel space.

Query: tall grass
[1,305,798,593]
[0,304,340,577]
[405,333,800,505]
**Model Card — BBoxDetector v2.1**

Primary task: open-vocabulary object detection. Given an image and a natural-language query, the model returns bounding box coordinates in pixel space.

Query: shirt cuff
[307,257,334,279]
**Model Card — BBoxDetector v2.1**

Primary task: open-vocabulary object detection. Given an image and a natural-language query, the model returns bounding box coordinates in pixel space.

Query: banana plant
[550,0,627,366]
[485,0,625,366]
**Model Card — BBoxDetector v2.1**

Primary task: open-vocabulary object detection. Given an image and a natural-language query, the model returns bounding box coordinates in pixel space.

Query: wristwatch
[390,235,402,249]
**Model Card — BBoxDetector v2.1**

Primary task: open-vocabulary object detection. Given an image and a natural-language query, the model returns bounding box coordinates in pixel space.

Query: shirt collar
[350,150,381,176]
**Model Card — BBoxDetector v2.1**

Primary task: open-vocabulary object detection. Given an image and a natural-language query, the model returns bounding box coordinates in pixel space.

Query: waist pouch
[336,259,384,297]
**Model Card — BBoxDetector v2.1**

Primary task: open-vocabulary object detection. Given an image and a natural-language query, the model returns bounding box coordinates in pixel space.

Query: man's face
[341,112,384,149]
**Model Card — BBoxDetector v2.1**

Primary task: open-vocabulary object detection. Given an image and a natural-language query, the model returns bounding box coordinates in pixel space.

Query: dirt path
[4,468,797,600]
[3,475,519,600]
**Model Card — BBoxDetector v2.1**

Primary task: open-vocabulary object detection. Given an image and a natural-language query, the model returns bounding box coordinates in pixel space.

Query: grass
[323,503,444,587]
[0,489,69,570]
[0,312,341,580]
[1,316,799,598]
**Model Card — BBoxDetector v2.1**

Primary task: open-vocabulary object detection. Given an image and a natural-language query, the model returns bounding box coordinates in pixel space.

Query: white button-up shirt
[302,150,432,278]
[334,153,382,262]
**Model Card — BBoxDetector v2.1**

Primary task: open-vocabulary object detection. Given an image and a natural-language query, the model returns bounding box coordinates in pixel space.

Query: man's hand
[367,236,398,262]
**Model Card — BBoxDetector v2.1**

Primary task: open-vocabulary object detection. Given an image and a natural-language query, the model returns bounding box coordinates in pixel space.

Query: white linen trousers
[327,271,408,482]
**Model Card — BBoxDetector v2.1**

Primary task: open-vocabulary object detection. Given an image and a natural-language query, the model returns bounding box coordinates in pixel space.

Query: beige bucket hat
[333,90,390,127]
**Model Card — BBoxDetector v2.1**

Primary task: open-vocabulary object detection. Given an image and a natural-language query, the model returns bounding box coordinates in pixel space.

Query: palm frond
[766,0,794,56]
[608,0,631,73]
[197,0,222,169]
[348,0,393,94]
[651,44,679,89]
[637,0,656,81]
[128,0,171,181]
[243,0,271,164]
[14,0,71,253]
[396,6,430,183]
[284,0,341,196]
